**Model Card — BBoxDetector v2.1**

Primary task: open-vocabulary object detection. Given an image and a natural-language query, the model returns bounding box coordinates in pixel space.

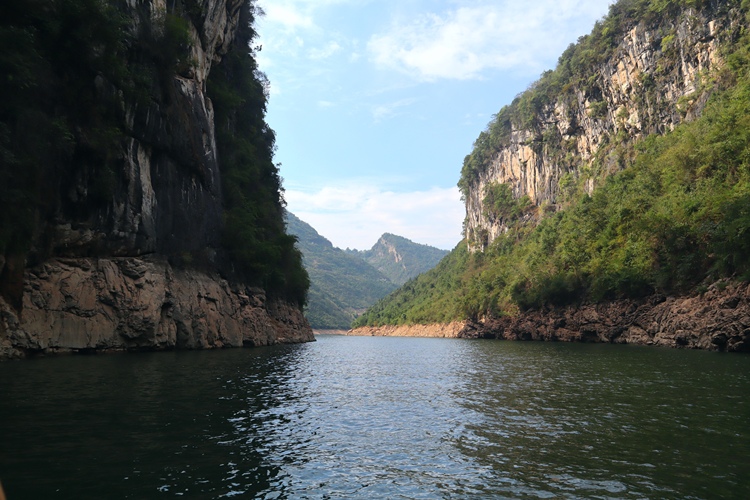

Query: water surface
[1,335,748,498]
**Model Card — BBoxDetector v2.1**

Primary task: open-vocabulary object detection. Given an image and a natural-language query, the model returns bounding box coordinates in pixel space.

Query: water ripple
[0,337,749,498]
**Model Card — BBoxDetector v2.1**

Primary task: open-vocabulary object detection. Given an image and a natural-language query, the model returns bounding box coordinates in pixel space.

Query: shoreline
[349,280,750,352]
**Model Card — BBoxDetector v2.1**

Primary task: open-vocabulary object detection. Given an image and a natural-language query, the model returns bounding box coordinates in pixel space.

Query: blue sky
[256,0,613,250]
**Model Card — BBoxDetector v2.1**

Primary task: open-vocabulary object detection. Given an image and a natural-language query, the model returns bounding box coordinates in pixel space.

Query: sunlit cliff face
[464,7,730,251]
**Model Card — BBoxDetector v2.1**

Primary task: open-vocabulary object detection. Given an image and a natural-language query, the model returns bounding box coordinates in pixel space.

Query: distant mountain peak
[357,233,449,286]
[286,213,449,328]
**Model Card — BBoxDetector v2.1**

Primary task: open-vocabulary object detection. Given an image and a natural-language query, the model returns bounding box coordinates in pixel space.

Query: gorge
[353,0,750,351]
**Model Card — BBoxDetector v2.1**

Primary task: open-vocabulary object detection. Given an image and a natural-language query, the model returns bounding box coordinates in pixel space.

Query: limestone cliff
[462,1,743,249]
[0,0,312,358]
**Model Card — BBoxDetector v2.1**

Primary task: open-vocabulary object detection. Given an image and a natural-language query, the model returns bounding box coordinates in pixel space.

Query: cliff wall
[52,0,238,260]
[464,2,742,249]
[0,0,312,358]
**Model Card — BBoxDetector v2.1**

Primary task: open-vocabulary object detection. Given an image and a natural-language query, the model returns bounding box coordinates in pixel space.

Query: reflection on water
[0,336,748,498]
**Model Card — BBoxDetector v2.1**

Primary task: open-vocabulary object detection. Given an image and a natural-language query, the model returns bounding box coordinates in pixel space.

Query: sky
[255,0,613,250]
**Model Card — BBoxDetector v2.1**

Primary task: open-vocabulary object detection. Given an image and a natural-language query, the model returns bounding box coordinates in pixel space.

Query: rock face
[464,3,741,249]
[53,0,241,260]
[0,258,312,359]
[458,281,750,352]
[0,0,313,358]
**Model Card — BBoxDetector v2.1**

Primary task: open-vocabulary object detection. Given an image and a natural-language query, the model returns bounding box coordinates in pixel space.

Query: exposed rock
[457,281,750,352]
[349,322,467,339]
[465,4,742,250]
[0,257,312,359]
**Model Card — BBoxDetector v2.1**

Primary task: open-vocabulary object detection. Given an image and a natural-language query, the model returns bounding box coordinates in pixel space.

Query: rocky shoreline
[346,322,466,338]
[0,257,314,359]
[350,280,750,352]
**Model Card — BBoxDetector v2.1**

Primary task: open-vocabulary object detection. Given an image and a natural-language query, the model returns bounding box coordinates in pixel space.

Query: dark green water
[0,335,748,499]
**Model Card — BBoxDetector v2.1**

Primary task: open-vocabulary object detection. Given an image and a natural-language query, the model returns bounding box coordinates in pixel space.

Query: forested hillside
[286,213,395,329]
[355,0,750,328]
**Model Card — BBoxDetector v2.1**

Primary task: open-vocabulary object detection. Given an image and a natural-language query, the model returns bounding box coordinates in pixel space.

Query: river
[0,335,748,498]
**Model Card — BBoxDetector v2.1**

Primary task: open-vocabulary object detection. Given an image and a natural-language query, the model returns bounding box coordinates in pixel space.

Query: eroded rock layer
[0,258,312,359]
[350,282,750,352]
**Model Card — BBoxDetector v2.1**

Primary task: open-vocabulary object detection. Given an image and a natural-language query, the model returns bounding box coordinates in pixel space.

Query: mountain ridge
[346,233,449,286]
[287,214,447,329]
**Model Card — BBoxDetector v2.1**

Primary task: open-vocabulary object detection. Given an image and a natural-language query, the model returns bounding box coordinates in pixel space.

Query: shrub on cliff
[208,1,308,307]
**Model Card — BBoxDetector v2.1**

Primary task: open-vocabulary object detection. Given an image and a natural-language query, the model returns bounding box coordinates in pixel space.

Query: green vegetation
[353,242,473,326]
[355,0,750,327]
[208,2,308,306]
[286,213,396,329]
[483,183,532,222]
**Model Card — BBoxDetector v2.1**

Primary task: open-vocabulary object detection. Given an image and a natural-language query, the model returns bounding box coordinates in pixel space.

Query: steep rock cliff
[53,0,239,260]
[0,0,312,357]
[463,1,742,249]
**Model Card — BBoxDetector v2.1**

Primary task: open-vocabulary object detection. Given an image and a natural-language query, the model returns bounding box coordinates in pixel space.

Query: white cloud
[308,41,343,60]
[368,0,611,81]
[285,183,464,250]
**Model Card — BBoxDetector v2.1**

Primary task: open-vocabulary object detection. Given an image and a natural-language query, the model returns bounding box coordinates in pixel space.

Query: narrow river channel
[1,335,748,498]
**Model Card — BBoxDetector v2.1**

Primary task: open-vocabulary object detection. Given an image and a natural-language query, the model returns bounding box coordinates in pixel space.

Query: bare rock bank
[351,281,750,352]
[460,281,750,352]
[0,257,313,359]
[348,322,466,339]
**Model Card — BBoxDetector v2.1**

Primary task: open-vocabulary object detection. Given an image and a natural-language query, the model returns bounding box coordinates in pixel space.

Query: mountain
[286,213,397,329]
[348,234,449,286]
[354,0,750,352]
[0,0,312,358]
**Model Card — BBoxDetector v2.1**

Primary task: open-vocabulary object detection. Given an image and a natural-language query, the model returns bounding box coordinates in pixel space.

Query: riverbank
[346,322,466,338]
[0,257,314,359]
[349,280,750,352]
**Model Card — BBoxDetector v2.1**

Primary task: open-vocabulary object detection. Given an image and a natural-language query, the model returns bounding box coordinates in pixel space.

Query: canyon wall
[0,0,313,358]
